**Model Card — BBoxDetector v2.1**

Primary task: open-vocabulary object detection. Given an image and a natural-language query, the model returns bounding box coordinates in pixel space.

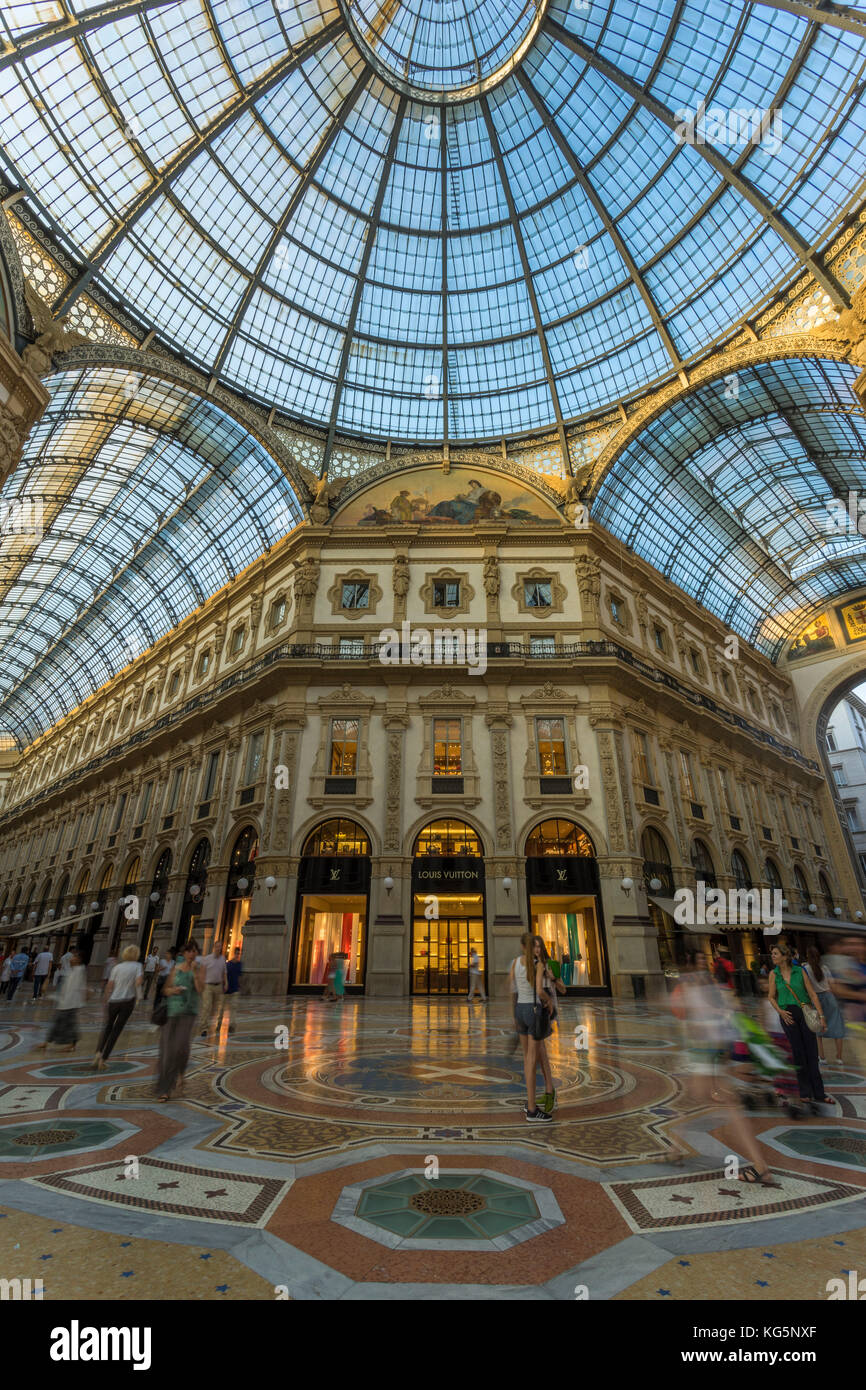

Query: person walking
[509,934,555,1121]
[38,950,87,1051]
[0,953,10,998]
[102,953,117,983]
[5,947,30,1003]
[199,945,228,1038]
[156,940,203,1101]
[768,941,835,1105]
[142,948,160,999]
[322,953,337,1001]
[154,948,177,1007]
[467,946,487,1002]
[804,945,846,1065]
[31,946,54,1002]
[95,945,143,1071]
[55,945,74,991]
[224,948,242,1034]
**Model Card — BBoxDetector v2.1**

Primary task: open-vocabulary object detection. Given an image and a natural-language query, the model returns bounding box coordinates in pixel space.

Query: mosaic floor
[1,991,865,1300]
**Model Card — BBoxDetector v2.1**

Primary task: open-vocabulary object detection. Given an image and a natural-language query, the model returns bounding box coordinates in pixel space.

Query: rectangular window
[536,717,567,777]
[244,731,264,786]
[689,648,702,676]
[717,767,731,811]
[341,581,369,609]
[166,767,183,814]
[142,688,154,716]
[653,626,666,652]
[680,750,697,800]
[633,731,654,784]
[230,626,245,655]
[524,580,552,608]
[112,792,127,832]
[859,853,866,877]
[433,579,461,607]
[610,597,623,624]
[137,781,153,824]
[433,718,462,776]
[197,650,211,678]
[529,636,556,657]
[69,811,82,847]
[339,637,365,657]
[832,763,848,786]
[826,729,836,751]
[168,670,180,698]
[90,803,104,841]
[202,751,220,801]
[720,669,732,696]
[270,597,286,628]
[329,719,358,776]
[846,805,860,831]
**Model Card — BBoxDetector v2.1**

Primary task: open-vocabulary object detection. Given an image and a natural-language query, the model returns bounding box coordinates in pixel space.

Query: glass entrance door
[412,894,484,994]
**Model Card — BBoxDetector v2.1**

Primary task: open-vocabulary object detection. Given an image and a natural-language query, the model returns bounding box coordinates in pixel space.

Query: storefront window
[294,819,370,986]
[432,719,462,776]
[526,819,594,857]
[302,819,370,857]
[329,720,358,775]
[536,718,567,777]
[413,820,481,857]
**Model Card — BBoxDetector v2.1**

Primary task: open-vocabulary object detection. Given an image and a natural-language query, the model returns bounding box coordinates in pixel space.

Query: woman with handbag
[508,934,555,1122]
[768,941,835,1106]
[155,940,203,1102]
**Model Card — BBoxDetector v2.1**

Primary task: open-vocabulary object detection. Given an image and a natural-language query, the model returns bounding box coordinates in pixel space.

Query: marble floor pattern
[1,991,865,1300]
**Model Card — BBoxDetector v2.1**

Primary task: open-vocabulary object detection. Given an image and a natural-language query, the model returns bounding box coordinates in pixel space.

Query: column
[366,711,409,995]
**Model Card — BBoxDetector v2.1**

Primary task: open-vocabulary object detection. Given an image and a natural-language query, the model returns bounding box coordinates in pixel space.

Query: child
[39,949,87,1050]
[322,954,337,1001]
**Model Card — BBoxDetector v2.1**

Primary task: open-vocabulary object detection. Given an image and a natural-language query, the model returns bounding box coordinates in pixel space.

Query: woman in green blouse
[156,940,203,1101]
[768,942,835,1105]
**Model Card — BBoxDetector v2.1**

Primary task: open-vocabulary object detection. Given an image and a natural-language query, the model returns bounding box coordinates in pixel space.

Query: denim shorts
[515,1002,552,1040]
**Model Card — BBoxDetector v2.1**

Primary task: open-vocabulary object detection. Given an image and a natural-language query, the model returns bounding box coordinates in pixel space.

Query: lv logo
[330,868,341,881]
[556,869,567,882]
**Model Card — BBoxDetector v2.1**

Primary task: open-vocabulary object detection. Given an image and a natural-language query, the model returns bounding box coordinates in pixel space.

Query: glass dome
[0,0,864,446]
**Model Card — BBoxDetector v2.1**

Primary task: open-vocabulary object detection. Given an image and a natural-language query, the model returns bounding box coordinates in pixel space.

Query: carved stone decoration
[487,718,514,853]
[663,748,688,856]
[595,728,625,853]
[392,554,410,621]
[0,404,24,479]
[21,280,87,377]
[635,594,649,633]
[483,555,500,598]
[613,730,637,853]
[295,464,349,523]
[383,721,406,854]
[293,558,320,603]
[574,555,601,618]
[272,732,299,852]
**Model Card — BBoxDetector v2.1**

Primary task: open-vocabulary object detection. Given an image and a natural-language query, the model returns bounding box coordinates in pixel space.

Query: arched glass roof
[0,366,303,746]
[0,1,864,444]
[592,357,866,658]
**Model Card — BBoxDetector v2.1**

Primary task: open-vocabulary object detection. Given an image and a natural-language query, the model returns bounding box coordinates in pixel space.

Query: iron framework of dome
[0,0,864,450]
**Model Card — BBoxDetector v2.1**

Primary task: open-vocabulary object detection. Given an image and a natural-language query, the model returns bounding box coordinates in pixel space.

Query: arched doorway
[176,838,210,947]
[412,819,485,995]
[525,819,609,992]
[642,826,677,971]
[141,849,171,956]
[291,818,370,990]
[691,838,717,889]
[222,827,258,955]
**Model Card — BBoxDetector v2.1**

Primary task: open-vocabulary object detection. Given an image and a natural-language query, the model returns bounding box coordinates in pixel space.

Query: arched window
[642,826,673,894]
[731,850,752,891]
[793,865,810,911]
[152,849,172,886]
[186,838,211,885]
[764,858,783,892]
[691,839,716,889]
[414,819,482,856]
[303,819,370,857]
[230,827,259,873]
[818,872,835,916]
[525,819,594,857]
[53,875,69,918]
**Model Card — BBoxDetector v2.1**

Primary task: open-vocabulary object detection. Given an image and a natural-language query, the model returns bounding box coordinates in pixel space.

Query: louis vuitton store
[525,820,610,995]
[290,819,370,991]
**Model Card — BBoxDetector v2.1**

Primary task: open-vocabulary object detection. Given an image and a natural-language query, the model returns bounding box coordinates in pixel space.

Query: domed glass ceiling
[0,0,864,445]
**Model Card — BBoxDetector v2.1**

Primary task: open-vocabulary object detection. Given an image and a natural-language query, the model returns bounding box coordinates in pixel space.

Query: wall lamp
[502,876,512,897]
[620,877,634,896]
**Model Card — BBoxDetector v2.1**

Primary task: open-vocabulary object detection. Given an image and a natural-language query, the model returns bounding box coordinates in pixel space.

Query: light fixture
[0,915,6,924]
[68,904,78,914]
[150,891,160,904]
[833,906,842,917]
[620,877,634,896]
[781,899,788,910]
[90,901,100,912]
[857,910,864,920]
[13,913,22,922]
[383,875,395,895]
[264,875,277,893]
[502,876,512,896]
[189,883,200,899]
[47,908,55,918]
[649,876,662,892]
[808,902,817,914]
[29,910,37,920]
[236,876,249,893]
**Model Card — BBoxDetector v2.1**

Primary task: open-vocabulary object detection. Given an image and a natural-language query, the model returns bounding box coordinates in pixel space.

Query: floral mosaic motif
[0,1119,123,1158]
[356,1173,539,1241]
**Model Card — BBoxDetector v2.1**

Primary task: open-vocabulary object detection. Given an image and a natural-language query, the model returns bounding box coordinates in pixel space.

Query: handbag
[151,999,168,1027]
[777,967,822,1032]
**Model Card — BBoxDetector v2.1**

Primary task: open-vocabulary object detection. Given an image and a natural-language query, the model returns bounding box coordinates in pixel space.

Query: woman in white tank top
[509,935,555,1122]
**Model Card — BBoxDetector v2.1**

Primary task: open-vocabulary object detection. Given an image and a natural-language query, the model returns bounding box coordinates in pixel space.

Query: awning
[3,910,100,939]
[646,895,865,936]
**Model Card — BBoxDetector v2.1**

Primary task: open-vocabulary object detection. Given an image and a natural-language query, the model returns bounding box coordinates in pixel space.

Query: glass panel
[412,894,484,995]
[294,894,366,985]
[529,895,605,988]
[329,719,359,775]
